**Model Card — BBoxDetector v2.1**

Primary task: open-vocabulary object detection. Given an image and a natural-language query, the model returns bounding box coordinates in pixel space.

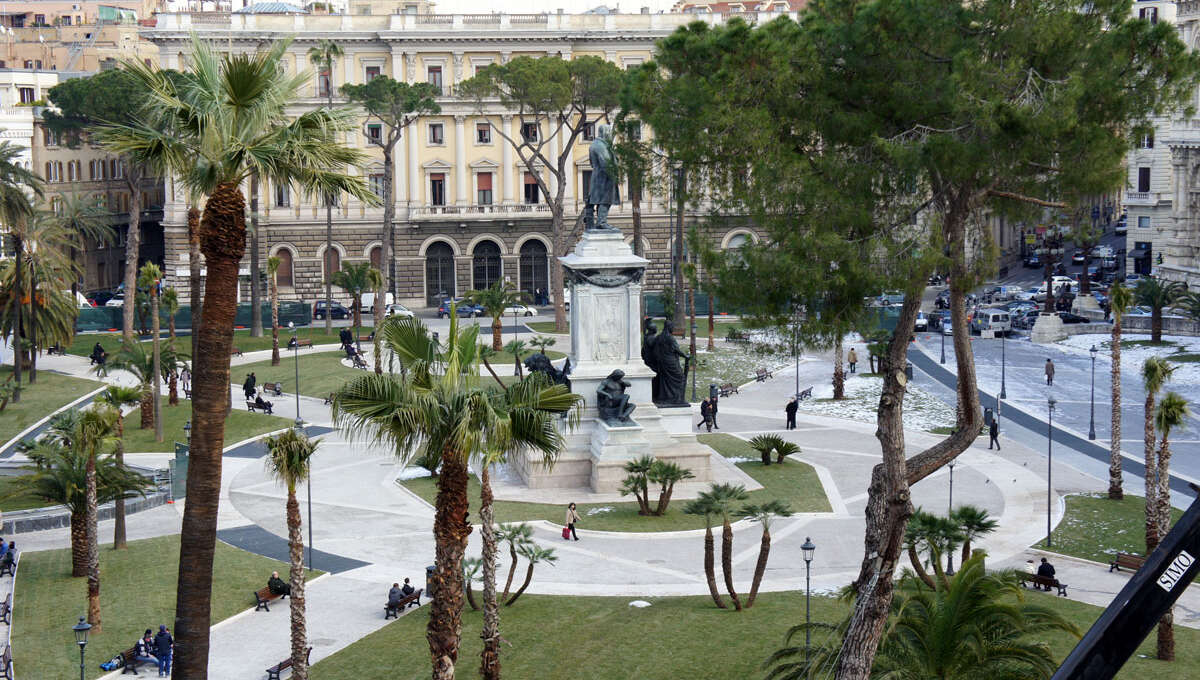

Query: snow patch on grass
[796,374,956,433]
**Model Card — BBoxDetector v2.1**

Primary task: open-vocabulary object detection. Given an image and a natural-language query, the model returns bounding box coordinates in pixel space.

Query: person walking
[847,347,858,374]
[988,418,1000,450]
[1045,358,1055,386]
[153,624,173,677]
[179,366,191,396]
[243,372,257,400]
[785,397,798,430]
[564,502,581,541]
[698,398,714,433]
[709,394,719,430]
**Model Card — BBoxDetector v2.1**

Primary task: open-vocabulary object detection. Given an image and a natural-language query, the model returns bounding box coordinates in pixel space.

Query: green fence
[75,301,312,333]
[641,291,744,318]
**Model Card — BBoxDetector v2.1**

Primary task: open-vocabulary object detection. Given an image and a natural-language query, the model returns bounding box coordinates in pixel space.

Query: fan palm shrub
[741,500,792,607]
[1135,278,1185,343]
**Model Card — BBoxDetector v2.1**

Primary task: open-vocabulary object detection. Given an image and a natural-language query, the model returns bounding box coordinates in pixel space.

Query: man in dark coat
[785,397,798,430]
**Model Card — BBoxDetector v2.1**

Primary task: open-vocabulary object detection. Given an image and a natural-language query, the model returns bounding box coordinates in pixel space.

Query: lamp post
[287,322,312,571]
[72,616,91,680]
[947,457,956,575]
[1046,397,1056,547]
[183,420,190,445]
[801,537,815,658]
[1088,344,1098,440]
[999,329,1007,404]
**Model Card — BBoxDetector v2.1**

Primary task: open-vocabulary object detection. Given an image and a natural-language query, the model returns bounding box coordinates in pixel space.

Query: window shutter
[477,172,492,191]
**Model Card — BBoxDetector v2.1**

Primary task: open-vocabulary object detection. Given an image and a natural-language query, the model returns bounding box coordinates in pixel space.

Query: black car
[1057,311,1089,324]
[313,300,350,320]
[1023,254,1042,268]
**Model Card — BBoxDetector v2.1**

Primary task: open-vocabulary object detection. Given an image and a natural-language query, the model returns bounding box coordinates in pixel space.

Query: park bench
[266,646,312,680]
[246,400,274,415]
[0,592,10,624]
[0,644,11,680]
[718,383,738,398]
[797,386,813,401]
[358,334,374,343]
[755,367,774,382]
[1018,573,1068,596]
[0,551,19,578]
[262,382,284,397]
[385,589,423,619]
[1109,552,1146,573]
[254,586,287,612]
[230,346,243,357]
[45,344,66,356]
[116,646,150,675]
[295,338,314,349]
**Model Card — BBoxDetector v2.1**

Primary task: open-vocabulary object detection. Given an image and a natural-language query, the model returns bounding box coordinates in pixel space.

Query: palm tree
[468,282,526,351]
[264,428,319,680]
[52,192,113,299]
[97,385,143,549]
[904,510,940,589]
[708,483,749,611]
[1108,282,1133,500]
[98,37,372,678]
[503,339,527,378]
[1152,391,1189,661]
[766,555,1079,680]
[476,344,506,386]
[373,271,385,375]
[13,439,148,575]
[334,315,563,680]
[748,434,801,466]
[497,523,534,603]
[619,455,655,516]
[951,504,997,564]
[740,500,792,608]
[138,263,164,442]
[0,140,43,401]
[1,209,76,384]
[648,459,694,515]
[683,495,726,609]
[331,262,383,351]
[503,544,557,607]
[160,287,183,405]
[309,38,344,336]
[1135,278,1185,343]
[1142,356,1174,553]
[463,557,482,611]
[268,256,281,366]
[99,340,158,430]
[528,335,556,356]
[79,406,119,631]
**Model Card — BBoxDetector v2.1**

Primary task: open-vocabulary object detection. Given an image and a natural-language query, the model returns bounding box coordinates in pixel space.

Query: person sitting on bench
[1036,557,1056,590]
[268,571,291,597]
[135,629,159,668]
[254,394,274,415]
[388,582,405,608]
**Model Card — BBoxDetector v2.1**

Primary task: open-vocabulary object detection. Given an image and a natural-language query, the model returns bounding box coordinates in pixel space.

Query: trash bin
[425,565,436,600]
[709,383,718,399]
[904,361,913,381]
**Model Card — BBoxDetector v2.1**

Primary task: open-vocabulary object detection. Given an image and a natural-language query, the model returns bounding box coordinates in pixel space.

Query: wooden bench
[295,338,314,349]
[754,367,774,382]
[246,400,273,415]
[1110,552,1146,573]
[45,344,66,356]
[261,382,284,397]
[1019,573,1067,596]
[718,382,738,398]
[254,586,286,612]
[0,644,11,680]
[385,589,423,619]
[117,646,150,675]
[358,334,374,343]
[0,593,10,625]
[266,646,312,680]
[797,386,813,401]
[231,346,243,357]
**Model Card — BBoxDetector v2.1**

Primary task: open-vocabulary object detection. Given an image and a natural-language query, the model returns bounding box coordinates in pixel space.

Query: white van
[970,310,1011,335]
[361,291,395,314]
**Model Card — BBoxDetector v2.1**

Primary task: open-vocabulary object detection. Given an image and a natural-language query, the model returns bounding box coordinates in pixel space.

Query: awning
[1132,248,1151,260]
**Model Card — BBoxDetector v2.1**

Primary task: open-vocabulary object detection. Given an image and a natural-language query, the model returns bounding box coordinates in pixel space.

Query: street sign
[1025,233,1037,245]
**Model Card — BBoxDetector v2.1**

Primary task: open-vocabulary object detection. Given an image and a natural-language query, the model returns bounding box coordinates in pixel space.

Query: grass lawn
[68,327,344,358]
[238,350,364,400]
[0,367,103,445]
[0,474,54,511]
[308,590,1198,680]
[122,399,291,452]
[400,433,829,532]
[1047,493,1184,563]
[15,534,319,680]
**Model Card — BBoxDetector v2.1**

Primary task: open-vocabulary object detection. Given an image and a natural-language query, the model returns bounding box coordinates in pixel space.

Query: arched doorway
[519,240,548,301]
[276,249,294,287]
[369,245,382,271]
[472,240,502,290]
[425,241,455,306]
[323,246,341,283]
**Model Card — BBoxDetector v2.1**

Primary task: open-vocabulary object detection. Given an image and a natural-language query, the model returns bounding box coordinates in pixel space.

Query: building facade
[141,5,779,308]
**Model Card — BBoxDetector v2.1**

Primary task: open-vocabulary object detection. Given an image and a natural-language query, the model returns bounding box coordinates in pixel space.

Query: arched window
[276,249,294,287]
[727,233,750,250]
[323,246,341,283]
[472,240,502,290]
[369,245,382,271]
[425,241,455,306]
[518,240,548,299]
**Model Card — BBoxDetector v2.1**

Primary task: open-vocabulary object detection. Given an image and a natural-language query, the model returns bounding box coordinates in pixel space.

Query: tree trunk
[721,519,741,611]
[70,508,87,577]
[249,173,263,337]
[961,538,971,565]
[140,389,153,430]
[287,487,309,679]
[632,172,645,321]
[383,141,397,297]
[504,563,536,607]
[169,369,179,406]
[466,582,479,611]
[707,276,716,352]
[11,236,21,404]
[703,525,725,608]
[429,451,472,680]
[1151,309,1162,344]
[1109,317,1123,499]
[188,206,202,366]
[1145,392,1159,552]
[1158,607,1175,661]
[173,180,246,680]
[552,213,568,334]
[908,544,935,589]
[833,336,845,400]
[27,262,35,383]
[1155,435,1174,661]
[153,291,163,443]
[114,416,128,549]
[324,201,333,335]
[745,528,771,608]
[374,288,383,375]
[86,442,101,632]
[122,170,143,341]
[479,467,502,680]
[492,316,503,352]
[271,269,281,366]
[501,540,519,603]
[673,169,686,332]
[654,483,675,516]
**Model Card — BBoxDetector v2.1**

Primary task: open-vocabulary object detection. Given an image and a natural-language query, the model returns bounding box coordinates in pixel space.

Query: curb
[0,384,108,457]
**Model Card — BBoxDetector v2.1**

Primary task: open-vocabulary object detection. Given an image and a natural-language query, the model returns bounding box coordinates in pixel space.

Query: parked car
[1012,310,1041,330]
[1057,311,1089,324]
[1023,254,1042,268]
[361,292,395,314]
[313,300,350,320]
[104,292,125,308]
[1124,273,1143,284]
[970,310,1011,335]
[384,303,414,319]
[438,298,485,318]
[504,304,538,317]
[914,312,928,332]
[1115,220,1127,235]
[1071,250,1087,265]
[877,291,905,307]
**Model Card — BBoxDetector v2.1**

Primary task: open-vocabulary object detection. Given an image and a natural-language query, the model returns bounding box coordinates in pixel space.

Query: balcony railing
[1125,191,1155,204]
[410,203,553,218]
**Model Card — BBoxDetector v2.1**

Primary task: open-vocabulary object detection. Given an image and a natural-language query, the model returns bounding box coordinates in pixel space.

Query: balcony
[409,203,552,219]
[1125,191,1158,206]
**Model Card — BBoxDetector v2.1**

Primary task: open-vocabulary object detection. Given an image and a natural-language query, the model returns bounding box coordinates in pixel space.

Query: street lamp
[1088,344,1098,440]
[183,420,191,445]
[286,322,312,571]
[801,537,816,658]
[999,329,1007,402]
[72,616,91,680]
[1046,397,1056,548]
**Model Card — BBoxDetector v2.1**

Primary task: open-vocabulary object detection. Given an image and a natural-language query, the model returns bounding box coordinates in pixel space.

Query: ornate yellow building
[142,4,788,307]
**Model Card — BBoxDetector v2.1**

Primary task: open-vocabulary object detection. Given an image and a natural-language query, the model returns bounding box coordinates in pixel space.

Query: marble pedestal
[1030,312,1067,343]
[511,230,713,492]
